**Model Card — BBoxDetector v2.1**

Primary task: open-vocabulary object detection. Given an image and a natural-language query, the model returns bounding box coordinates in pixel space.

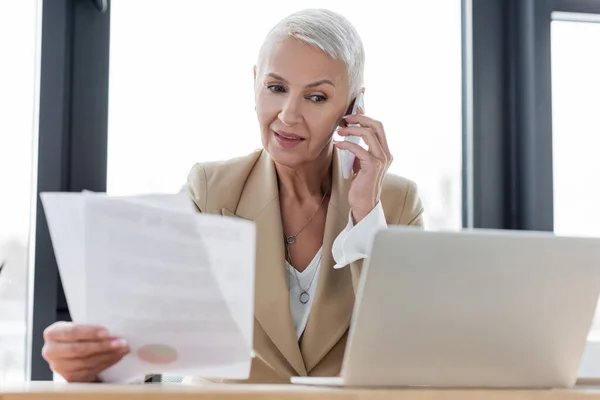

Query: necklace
[283,188,329,304]
[284,189,329,245]
[287,251,322,304]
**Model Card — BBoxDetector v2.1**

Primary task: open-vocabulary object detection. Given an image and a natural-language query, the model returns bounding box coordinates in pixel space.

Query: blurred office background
[1,0,599,382]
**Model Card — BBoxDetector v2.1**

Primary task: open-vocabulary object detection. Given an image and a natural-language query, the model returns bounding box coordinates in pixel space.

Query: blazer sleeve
[182,163,207,212]
[397,180,424,227]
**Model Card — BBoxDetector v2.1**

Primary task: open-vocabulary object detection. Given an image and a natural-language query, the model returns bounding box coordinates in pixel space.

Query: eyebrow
[266,73,335,88]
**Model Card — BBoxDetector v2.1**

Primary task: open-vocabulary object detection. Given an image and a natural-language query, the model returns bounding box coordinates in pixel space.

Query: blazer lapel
[300,149,355,373]
[221,150,307,377]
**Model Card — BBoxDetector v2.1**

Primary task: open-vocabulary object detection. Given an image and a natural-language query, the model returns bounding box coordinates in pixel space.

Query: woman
[41,8,424,384]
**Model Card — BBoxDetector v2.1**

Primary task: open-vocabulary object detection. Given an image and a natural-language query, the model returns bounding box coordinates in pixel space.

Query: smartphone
[340,88,365,179]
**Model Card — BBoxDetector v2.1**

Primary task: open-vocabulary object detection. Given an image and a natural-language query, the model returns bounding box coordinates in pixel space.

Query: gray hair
[256,8,365,101]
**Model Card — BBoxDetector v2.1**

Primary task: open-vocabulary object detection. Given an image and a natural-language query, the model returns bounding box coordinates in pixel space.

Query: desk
[3,383,600,400]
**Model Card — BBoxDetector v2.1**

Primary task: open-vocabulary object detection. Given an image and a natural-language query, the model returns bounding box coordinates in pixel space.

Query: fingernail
[110,338,127,348]
[97,330,109,339]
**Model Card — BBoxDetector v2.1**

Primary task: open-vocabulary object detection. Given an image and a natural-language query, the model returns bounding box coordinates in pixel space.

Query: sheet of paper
[40,191,198,323]
[193,214,256,351]
[39,193,86,322]
[41,192,256,383]
[81,190,199,214]
[117,192,198,214]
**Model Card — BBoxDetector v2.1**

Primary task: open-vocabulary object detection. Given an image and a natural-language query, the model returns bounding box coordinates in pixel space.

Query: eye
[267,85,286,93]
[307,94,327,103]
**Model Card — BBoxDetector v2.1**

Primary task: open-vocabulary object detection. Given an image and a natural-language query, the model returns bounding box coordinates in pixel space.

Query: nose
[278,97,303,127]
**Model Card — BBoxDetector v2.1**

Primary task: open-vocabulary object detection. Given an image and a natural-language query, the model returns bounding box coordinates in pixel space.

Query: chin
[265,145,308,169]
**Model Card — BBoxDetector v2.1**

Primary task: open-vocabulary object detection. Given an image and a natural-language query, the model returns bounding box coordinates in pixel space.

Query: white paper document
[40,192,256,383]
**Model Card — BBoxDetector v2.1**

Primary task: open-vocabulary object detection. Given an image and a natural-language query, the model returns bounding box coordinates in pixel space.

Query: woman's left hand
[334,108,393,224]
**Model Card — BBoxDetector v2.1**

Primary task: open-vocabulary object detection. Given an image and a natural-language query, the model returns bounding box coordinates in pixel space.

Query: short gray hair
[257,8,365,101]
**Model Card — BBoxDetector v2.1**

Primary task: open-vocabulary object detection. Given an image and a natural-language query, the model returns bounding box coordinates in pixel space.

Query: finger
[43,338,128,361]
[57,347,129,382]
[337,126,386,160]
[335,140,386,176]
[60,346,129,373]
[56,368,98,383]
[342,114,390,156]
[93,347,130,372]
[334,140,375,166]
[337,103,364,128]
[44,322,110,343]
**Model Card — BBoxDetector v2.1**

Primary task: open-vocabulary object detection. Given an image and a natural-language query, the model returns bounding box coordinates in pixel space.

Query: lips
[273,130,305,148]
[274,130,305,141]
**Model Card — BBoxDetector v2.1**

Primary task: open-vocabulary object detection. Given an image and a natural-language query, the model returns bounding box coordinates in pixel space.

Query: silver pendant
[299,291,310,304]
[286,235,296,245]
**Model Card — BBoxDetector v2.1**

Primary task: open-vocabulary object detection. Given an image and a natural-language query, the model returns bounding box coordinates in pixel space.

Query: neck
[276,148,333,202]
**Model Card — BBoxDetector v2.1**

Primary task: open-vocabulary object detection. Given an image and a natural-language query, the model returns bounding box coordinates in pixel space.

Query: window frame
[30,0,110,380]
[465,0,600,231]
[467,0,600,381]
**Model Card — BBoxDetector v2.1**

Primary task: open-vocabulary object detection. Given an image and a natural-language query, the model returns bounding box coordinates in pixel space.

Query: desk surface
[4,383,600,400]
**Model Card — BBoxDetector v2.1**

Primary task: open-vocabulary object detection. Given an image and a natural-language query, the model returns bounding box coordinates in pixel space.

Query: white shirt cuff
[331,202,387,269]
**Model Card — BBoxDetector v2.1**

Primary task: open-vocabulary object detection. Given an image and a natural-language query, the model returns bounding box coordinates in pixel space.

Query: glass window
[551,19,600,341]
[107,0,462,229]
[0,0,40,382]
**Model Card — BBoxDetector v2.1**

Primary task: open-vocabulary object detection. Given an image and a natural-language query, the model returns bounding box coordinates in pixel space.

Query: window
[107,0,462,230]
[552,18,600,242]
[551,15,600,377]
[0,0,40,382]
[551,17,600,338]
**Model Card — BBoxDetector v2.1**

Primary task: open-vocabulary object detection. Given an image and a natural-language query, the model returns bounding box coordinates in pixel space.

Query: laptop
[291,227,600,388]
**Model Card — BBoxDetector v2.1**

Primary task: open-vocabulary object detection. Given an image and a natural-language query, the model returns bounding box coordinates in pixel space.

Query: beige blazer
[183,148,424,384]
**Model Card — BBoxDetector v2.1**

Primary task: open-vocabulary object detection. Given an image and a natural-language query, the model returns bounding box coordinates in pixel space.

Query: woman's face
[254,37,351,168]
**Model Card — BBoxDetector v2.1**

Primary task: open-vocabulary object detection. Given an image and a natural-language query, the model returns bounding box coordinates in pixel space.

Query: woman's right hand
[42,321,130,382]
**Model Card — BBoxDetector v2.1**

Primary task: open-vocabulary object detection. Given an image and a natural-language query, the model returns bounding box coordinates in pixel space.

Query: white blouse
[286,202,387,339]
